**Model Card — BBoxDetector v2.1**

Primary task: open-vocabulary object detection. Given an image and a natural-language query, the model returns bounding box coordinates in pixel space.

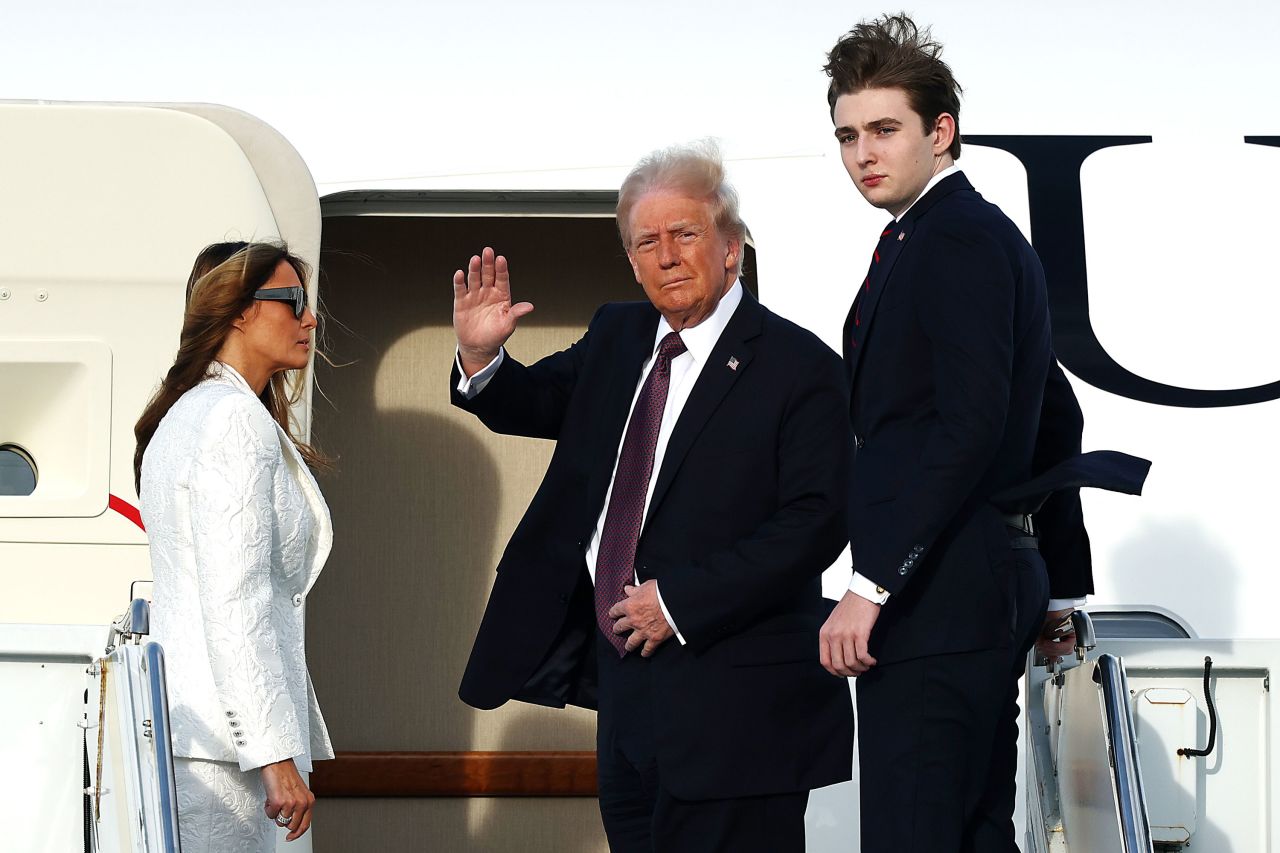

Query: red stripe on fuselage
[108,494,145,531]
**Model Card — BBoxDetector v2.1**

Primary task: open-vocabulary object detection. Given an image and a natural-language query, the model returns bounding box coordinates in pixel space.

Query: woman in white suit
[135,242,333,851]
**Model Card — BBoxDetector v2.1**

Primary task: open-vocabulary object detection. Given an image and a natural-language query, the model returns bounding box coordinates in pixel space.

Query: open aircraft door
[0,101,321,851]
[0,99,321,624]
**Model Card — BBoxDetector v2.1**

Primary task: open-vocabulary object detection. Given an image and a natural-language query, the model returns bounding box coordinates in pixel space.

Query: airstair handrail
[144,642,182,853]
[1095,654,1154,853]
[1072,609,1096,661]
[105,597,150,654]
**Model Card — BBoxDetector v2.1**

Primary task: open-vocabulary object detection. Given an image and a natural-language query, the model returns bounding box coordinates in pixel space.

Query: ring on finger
[275,814,292,826]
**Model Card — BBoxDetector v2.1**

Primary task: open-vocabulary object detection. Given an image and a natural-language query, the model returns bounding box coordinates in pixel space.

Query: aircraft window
[0,444,37,496]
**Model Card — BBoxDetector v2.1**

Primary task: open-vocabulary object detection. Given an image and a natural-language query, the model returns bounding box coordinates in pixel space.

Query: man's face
[833,87,951,218]
[625,189,739,330]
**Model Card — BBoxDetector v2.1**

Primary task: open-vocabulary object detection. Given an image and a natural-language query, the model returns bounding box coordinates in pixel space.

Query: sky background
[5,0,1280,637]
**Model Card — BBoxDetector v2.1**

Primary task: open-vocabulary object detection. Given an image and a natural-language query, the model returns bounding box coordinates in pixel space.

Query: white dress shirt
[846,166,1083,612]
[458,282,746,642]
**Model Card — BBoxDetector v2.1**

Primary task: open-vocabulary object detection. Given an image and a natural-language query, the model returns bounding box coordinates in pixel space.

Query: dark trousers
[594,633,809,853]
[857,542,1050,853]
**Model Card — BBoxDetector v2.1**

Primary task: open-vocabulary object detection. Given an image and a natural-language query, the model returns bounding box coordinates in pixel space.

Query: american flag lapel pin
[727,356,739,371]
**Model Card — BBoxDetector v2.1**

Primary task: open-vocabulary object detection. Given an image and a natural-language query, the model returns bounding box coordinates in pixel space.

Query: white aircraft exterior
[2,2,1278,851]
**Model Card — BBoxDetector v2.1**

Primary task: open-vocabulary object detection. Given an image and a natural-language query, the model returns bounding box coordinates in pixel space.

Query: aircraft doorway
[307,191,755,852]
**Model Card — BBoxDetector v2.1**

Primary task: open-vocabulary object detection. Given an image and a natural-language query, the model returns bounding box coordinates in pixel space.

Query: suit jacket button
[292,594,303,607]
[854,435,865,449]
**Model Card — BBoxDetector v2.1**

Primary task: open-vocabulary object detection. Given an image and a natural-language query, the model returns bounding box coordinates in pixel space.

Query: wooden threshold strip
[311,750,598,797]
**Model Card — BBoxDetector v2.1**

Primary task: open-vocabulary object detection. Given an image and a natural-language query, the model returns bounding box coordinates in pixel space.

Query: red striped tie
[850,224,896,351]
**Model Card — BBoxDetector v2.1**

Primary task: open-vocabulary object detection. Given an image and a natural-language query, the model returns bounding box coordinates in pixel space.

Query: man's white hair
[616,140,746,277]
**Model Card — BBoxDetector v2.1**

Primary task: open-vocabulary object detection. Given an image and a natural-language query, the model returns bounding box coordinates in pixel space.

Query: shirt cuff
[455,347,505,399]
[654,582,686,645]
[1048,597,1086,611]
[849,571,890,605]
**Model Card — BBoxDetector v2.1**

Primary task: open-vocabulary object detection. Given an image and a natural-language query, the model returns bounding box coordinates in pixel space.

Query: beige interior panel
[308,215,642,752]
[313,798,607,853]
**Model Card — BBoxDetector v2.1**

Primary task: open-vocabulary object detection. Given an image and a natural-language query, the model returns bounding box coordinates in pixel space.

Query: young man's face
[833,87,953,218]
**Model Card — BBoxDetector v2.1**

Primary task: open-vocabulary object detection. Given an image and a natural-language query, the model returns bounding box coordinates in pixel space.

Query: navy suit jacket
[843,172,1088,663]
[452,291,854,800]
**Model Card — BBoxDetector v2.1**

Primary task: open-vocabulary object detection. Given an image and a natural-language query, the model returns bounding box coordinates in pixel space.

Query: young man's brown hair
[824,13,964,160]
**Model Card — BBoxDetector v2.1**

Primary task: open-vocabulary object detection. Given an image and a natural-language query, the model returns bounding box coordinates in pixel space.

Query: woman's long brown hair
[133,241,329,492]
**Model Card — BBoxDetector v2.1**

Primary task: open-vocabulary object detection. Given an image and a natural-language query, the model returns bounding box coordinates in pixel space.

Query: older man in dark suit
[449,143,853,853]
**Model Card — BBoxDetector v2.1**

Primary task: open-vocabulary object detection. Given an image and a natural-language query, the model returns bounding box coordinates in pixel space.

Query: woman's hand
[261,758,315,841]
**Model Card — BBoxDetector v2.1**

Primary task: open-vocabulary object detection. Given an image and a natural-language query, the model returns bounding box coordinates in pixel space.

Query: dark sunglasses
[253,284,308,319]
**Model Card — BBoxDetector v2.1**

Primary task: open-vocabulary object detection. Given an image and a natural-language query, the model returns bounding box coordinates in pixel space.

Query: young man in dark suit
[816,15,1090,853]
[449,143,854,852]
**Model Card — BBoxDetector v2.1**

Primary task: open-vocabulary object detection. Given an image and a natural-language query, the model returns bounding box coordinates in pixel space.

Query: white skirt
[174,757,275,853]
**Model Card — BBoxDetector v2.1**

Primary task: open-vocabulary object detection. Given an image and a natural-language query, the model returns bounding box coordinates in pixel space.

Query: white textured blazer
[141,362,334,772]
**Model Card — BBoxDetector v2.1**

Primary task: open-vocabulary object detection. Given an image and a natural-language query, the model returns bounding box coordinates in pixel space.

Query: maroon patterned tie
[595,331,687,656]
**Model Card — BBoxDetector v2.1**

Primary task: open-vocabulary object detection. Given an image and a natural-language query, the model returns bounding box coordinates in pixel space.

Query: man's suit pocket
[692,433,768,460]
[727,631,820,667]
[697,445,760,462]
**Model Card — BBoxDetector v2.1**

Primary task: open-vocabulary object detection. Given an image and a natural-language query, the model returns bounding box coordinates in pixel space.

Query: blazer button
[292,594,303,607]
[854,435,865,449]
